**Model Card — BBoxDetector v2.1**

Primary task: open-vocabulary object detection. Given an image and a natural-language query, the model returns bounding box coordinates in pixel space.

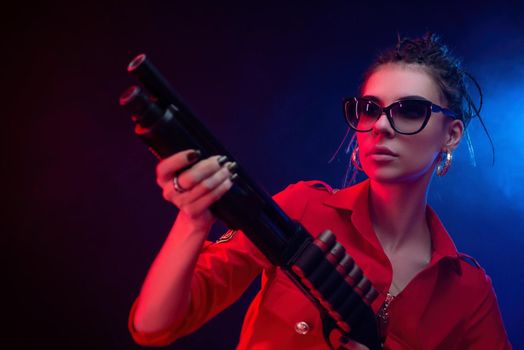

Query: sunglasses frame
[343,97,458,135]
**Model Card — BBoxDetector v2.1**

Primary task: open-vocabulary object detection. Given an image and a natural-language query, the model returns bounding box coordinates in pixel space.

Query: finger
[183,177,234,218]
[156,149,202,184]
[176,155,229,190]
[177,162,235,206]
[164,160,234,205]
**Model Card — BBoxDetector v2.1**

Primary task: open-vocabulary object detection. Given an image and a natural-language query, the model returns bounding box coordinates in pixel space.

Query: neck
[369,173,432,254]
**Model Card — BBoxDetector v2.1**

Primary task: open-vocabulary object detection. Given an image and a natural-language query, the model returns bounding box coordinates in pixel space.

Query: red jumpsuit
[129,179,511,349]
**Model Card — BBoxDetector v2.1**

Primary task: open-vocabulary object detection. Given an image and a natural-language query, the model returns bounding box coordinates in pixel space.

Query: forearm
[133,212,211,334]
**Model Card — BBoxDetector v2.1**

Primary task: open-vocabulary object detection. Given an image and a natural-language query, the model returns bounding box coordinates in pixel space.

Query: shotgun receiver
[119,54,382,349]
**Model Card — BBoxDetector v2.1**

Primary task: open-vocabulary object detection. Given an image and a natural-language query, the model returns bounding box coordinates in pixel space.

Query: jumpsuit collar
[322,179,462,273]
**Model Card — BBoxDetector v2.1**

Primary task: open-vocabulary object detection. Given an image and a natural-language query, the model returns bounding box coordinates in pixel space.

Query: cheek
[355,133,371,152]
[401,128,446,173]
[405,137,441,164]
[416,121,448,155]
[355,134,370,163]
[355,133,378,171]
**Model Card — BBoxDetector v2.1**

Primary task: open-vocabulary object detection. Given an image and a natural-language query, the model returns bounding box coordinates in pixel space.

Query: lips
[368,146,398,157]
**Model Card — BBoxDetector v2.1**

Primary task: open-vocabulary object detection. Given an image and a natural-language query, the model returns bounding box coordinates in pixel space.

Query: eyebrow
[361,95,430,104]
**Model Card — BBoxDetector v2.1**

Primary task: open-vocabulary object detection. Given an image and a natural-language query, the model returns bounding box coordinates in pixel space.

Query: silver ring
[173,176,188,193]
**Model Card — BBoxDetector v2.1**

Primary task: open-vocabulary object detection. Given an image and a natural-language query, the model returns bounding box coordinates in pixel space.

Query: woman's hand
[155,149,236,232]
[133,150,237,335]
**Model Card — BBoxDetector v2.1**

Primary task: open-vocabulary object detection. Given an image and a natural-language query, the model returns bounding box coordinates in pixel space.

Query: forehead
[362,63,444,105]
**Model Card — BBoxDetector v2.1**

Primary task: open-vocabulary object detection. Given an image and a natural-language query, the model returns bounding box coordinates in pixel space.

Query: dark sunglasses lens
[391,100,430,133]
[345,99,379,131]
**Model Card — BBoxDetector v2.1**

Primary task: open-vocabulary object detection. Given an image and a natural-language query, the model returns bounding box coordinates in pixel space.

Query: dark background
[5,1,524,349]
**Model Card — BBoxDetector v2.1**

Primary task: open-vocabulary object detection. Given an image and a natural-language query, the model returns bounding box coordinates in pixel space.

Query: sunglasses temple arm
[432,104,457,119]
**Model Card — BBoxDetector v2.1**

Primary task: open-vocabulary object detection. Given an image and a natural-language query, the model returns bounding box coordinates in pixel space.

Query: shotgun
[119,54,382,350]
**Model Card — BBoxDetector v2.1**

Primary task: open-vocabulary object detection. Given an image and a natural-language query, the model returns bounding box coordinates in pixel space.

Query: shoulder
[272,180,337,217]
[453,252,493,293]
[271,180,337,220]
[274,180,337,199]
[441,252,503,330]
[209,181,337,266]
[458,252,481,269]
[451,254,509,346]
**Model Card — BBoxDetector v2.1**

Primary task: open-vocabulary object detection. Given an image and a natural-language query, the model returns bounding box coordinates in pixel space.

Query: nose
[372,112,395,136]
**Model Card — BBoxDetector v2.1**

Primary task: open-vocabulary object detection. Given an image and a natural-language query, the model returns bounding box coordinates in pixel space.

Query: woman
[128,33,511,349]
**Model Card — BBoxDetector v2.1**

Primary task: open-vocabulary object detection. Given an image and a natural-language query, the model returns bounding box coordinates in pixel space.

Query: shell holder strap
[288,230,382,350]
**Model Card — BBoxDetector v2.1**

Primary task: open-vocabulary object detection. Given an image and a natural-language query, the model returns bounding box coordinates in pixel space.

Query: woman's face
[357,63,463,184]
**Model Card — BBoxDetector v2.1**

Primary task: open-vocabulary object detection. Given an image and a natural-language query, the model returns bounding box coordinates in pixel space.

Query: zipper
[377,292,395,343]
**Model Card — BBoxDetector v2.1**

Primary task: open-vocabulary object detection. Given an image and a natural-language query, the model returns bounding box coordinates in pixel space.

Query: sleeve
[128,230,270,346]
[460,274,512,349]
[128,181,318,346]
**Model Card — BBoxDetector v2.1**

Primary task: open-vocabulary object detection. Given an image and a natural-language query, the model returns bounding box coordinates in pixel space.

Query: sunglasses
[343,97,458,135]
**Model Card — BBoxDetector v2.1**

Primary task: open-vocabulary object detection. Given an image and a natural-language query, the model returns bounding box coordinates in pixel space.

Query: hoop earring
[436,150,453,176]
[351,146,363,171]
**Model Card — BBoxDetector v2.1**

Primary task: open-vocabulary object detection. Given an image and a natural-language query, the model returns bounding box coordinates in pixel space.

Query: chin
[363,166,432,184]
